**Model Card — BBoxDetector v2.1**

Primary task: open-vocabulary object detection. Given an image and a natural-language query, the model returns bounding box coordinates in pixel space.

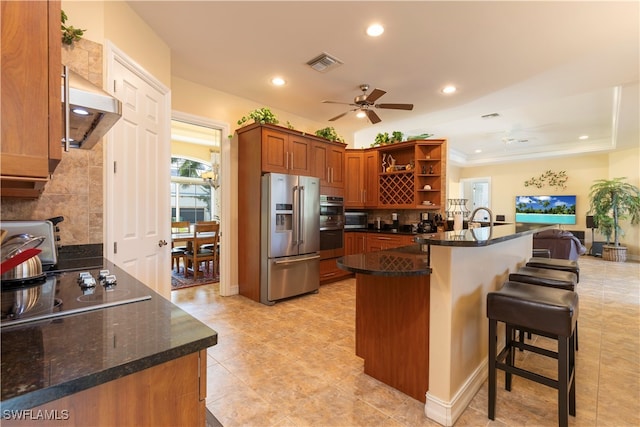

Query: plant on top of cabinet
[315,126,345,143]
[237,107,278,126]
[371,131,404,147]
[406,133,433,140]
[61,10,85,45]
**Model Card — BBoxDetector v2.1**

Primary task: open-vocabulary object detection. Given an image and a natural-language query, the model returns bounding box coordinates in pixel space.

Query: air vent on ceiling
[306,52,343,73]
[481,112,501,119]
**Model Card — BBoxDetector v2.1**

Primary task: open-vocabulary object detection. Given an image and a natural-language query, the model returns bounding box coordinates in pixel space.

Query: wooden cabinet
[237,123,347,300]
[262,127,312,175]
[345,150,378,208]
[366,233,415,253]
[377,140,446,210]
[320,257,351,284]
[3,350,207,427]
[312,140,345,191]
[345,231,367,255]
[1,0,62,197]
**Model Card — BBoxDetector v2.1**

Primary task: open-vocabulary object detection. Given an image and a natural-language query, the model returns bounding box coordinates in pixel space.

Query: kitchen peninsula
[338,224,544,427]
[1,260,217,426]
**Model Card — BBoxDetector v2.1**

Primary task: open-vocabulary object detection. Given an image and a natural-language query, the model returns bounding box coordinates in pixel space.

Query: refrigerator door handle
[292,185,299,245]
[298,185,304,245]
[274,254,320,265]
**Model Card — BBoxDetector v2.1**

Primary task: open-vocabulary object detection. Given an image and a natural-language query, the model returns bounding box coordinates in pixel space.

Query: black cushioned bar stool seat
[526,257,580,283]
[532,248,552,258]
[509,266,579,350]
[487,281,578,427]
[509,266,577,290]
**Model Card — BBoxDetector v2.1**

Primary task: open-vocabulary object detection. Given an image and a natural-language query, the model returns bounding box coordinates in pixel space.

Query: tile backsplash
[1,39,104,246]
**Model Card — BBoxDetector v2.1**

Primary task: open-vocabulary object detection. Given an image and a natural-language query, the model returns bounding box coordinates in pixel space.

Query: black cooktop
[1,261,152,329]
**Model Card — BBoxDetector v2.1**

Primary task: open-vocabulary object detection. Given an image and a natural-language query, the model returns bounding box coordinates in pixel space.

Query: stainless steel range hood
[61,67,122,150]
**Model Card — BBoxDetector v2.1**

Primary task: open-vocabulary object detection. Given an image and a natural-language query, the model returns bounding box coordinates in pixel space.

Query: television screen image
[515,195,577,225]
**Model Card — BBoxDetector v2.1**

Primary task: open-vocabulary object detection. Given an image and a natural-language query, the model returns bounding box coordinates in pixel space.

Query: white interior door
[105,43,171,299]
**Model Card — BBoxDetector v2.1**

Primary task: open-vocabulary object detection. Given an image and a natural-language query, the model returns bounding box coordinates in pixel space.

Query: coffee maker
[417,212,436,233]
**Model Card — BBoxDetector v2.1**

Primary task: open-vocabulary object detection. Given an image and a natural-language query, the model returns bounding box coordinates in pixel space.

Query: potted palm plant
[588,177,640,262]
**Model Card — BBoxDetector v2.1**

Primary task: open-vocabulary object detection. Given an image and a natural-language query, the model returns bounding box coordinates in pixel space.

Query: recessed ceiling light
[579,135,589,140]
[475,149,482,153]
[442,85,457,94]
[356,110,367,119]
[366,24,384,37]
[271,77,286,86]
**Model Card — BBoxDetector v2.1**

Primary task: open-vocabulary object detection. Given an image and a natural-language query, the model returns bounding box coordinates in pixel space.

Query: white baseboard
[425,359,488,426]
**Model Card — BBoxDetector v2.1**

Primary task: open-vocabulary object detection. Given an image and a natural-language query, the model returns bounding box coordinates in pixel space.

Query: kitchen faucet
[469,207,494,232]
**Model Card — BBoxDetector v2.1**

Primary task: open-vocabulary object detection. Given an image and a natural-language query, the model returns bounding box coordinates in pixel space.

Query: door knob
[158,239,168,247]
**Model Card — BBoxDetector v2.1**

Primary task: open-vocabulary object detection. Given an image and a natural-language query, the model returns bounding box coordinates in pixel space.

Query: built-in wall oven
[319,195,344,259]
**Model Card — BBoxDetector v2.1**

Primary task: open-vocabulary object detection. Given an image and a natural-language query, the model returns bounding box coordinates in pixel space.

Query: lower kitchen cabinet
[3,350,207,427]
[345,232,367,255]
[320,257,351,284]
[366,233,416,253]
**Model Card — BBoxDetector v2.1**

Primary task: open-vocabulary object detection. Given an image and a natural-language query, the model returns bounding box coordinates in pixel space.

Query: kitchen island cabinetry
[338,225,539,426]
[1,0,62,197]
[366,233,415,253]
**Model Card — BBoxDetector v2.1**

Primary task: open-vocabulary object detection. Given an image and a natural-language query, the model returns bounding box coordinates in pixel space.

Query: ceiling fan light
[366,24,384,37]
[442,85,457,94]
[356,110,367,118]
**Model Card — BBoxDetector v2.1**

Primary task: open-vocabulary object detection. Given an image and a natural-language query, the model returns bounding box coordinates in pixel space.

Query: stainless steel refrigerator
[260,173,320,305]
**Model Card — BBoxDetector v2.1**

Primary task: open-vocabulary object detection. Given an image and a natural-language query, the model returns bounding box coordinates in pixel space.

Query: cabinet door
[312,142,329,184]
[1,0,61,194]
[363,151,379,207]
[288,134,312,176]
[344,151,364,207]
[261,128,289,173]
[327,145,345,188]
[345,232,366,255]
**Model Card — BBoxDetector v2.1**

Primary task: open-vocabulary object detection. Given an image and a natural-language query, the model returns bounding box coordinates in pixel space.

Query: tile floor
[172,256,639,426]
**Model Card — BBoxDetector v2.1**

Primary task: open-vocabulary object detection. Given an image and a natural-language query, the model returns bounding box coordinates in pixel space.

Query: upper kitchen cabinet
[1,0,62,198]
[312,140,345,193]
[345,149,378,208]
[261,127,312,176]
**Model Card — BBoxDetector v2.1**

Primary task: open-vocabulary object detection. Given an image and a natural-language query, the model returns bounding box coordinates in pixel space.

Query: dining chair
[185,222,219,280]
[171,221,190,273]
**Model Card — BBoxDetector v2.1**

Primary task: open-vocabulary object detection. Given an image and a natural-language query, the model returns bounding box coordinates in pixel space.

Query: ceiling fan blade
[322,100,356,106]
[329,111,349,121]
[375,103,414,110]
[366,110,381,124]
[366,88,386,103]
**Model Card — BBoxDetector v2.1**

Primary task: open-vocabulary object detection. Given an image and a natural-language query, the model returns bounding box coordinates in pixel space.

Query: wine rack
[379,171,415,206]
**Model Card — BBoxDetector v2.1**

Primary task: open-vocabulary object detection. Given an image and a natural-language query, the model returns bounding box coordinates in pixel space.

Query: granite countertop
[337,245,431,276]
[414,224,552,247]
[1,260,217,411]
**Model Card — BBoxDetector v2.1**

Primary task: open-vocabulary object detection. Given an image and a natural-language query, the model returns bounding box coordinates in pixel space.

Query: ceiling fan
[322,84,414,124]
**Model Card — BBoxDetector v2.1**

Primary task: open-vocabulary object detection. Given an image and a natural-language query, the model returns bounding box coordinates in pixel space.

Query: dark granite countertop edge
[0,335,216,412]
[413,224,554,247]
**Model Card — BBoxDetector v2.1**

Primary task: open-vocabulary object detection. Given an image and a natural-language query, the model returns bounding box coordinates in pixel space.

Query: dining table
[171,224,220,278]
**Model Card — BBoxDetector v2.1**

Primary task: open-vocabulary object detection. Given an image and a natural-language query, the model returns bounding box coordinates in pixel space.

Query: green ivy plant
[371,131,404,147]
[61,10,85,45]
[524,170,568,189]
[315,127,345,143]
[237,107,278,126]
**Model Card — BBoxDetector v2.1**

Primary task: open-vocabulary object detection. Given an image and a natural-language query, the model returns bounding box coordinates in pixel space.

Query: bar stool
[526,257,580,282]
[509,266,579,350]
[487,281,578,427]
[532,248,551,258]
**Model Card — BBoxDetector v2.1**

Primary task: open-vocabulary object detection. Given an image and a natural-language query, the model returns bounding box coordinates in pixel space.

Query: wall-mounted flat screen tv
[515,195,577,225]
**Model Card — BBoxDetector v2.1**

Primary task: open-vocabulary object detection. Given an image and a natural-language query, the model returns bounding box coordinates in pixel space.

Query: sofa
[533,229,587,261]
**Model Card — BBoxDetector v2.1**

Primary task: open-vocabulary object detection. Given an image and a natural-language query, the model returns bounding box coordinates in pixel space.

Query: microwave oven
[345,212,368,229]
